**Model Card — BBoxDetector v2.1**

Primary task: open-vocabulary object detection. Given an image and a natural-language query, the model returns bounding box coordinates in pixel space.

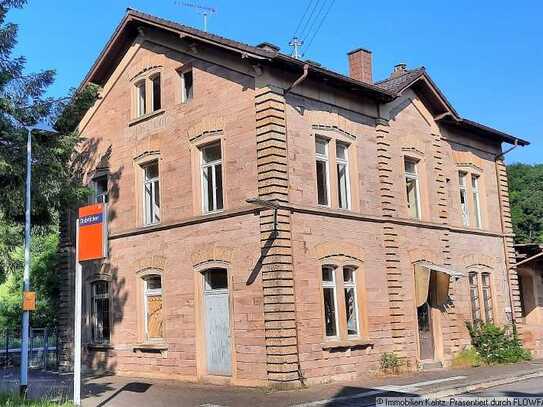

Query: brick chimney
[347,48,372,84]
[390,63,407,78]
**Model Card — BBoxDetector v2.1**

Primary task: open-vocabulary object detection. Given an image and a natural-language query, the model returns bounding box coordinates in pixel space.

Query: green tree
[0,0,99,330]
[508,163,543,244]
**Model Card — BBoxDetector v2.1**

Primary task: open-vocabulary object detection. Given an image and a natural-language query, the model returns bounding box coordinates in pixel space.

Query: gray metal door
[204,269,231,376]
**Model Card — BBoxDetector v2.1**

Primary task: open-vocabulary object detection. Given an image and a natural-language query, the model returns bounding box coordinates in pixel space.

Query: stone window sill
[321,338,372,350]
[128,109,165,126]
[87,343,113,351]
[132,342,168,358]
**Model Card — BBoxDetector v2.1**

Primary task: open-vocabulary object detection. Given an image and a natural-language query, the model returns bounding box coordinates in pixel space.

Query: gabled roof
[81,8,395,102]
[81,8,529,147]
[375,68,529,146]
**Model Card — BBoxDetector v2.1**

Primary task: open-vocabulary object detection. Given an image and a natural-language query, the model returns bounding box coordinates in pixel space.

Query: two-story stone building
[58,9,531,387]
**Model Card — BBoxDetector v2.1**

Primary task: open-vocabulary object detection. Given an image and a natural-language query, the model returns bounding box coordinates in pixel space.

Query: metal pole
[73,220,82,406]
[20,127,32,396]
[43,328,48,371]
[203,12,208,32]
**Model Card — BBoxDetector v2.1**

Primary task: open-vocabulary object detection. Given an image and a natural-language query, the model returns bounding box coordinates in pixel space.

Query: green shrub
[380,352,403,371]
[466,321,532,364]
[452,347,482,368]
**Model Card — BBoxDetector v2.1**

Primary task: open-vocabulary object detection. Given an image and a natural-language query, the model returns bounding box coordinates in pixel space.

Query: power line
[302,0,336,57]
[297,0,322,41]
[293,0,315,37]
[300,0,328,43]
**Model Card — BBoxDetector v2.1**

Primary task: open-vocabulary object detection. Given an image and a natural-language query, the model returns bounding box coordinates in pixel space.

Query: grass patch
[0,393,73,407]
[452,347,482,368]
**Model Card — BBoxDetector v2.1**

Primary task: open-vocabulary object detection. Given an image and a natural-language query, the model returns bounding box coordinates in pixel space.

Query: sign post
[73,203,107,406]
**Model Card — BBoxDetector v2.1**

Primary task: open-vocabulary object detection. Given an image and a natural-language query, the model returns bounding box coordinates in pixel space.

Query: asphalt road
[466,376,543,398]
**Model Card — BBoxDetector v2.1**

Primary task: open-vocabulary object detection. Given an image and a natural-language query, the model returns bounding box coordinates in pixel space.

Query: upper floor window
[336,142,350,209]
[404,158,421,219]
[151,74,161,112]
[135,80,146,117]
[91,174,108,204]
[315,137,330,206]
[180,69,193,103]
[143,275,163,340]
[459,172,469,226]
[201,142,223,213]
[91,280,110,344]
[472,175,482,228]
[143,161,160,225]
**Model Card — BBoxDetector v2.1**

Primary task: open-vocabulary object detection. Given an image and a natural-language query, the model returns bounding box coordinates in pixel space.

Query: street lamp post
[19,125,55,396]
[19,126,32,396]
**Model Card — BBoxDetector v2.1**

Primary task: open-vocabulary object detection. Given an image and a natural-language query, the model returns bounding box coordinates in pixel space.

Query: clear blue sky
[10,0,542,164]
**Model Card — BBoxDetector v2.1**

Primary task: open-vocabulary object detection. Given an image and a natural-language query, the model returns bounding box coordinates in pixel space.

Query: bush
[380,352,403,373]
[452,347,482,368]
[466,321,532,364]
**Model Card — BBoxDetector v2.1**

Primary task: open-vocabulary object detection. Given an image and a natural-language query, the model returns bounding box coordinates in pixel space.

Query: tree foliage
[507,163,543,244]
[0,0,99,330]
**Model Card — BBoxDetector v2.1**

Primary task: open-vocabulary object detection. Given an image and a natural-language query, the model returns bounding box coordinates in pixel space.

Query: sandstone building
[58,9,531,387]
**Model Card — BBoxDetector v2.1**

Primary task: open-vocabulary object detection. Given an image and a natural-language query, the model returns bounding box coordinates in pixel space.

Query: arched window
[321,263,363,340]
[468,268,494,323]
[143,274,163,340]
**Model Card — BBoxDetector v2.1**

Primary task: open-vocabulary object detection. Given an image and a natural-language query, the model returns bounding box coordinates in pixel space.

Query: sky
[9,0,542,164]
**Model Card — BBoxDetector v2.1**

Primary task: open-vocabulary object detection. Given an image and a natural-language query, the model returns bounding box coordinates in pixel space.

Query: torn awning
[414,261,465,307]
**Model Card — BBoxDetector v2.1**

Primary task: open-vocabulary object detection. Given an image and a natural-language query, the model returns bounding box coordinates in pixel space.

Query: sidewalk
[2,359,543,406]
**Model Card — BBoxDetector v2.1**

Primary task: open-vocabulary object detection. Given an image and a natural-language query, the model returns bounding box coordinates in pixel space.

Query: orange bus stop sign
[22,291,36,311]
[78,203,108,262]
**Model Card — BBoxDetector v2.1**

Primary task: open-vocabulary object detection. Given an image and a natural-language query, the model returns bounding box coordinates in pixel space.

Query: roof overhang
[79,9,395,103]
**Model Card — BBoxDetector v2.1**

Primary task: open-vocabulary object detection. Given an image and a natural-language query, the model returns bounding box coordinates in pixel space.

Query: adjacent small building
[57,9,533,387]
[516,244,543,357]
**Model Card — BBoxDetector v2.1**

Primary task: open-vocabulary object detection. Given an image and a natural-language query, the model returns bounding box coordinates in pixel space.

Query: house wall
[58,26,523,387]
[517,260,543,357]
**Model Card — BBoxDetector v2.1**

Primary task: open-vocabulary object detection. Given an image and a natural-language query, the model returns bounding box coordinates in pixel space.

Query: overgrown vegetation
[379,352,403,373]
[508,163,543,244]
[0,393,73,407]
[466,322,532,365]
[451,346,482,368]
[0,0,98,331]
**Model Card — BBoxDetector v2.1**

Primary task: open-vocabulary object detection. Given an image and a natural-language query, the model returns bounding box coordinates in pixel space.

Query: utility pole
[289,37,304,59]
[175,1,216,32]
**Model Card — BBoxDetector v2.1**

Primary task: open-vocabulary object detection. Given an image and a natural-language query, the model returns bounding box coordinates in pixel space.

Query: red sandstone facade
[58,9,532,387]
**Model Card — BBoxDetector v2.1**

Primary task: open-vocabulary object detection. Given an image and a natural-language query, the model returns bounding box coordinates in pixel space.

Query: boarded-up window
[481,273,493,323]
[144,275,163,339]
[469,272,481,322]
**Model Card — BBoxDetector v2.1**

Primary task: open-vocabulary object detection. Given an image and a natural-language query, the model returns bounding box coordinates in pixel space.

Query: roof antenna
[289,36,304,59]
[174,1,216,32]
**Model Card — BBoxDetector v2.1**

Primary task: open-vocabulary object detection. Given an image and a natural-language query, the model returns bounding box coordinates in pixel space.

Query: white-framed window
[91,281,110,344]
[91,174,108,204]
[315,137,330,206]
[336,142,351,209]
[459,171,469,226]
[343,266,359,336]
[143,161,160,225]
[201,142,223,213]
[151,73,161,112]
[143,275,163,340]
[404,158,421,219]
[180,69,193,103]
[321,265,339,338]
[135,80,146,117]
[472,175,482,228]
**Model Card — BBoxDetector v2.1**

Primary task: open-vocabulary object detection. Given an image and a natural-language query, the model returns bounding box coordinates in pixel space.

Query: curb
[422,370,543,399]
